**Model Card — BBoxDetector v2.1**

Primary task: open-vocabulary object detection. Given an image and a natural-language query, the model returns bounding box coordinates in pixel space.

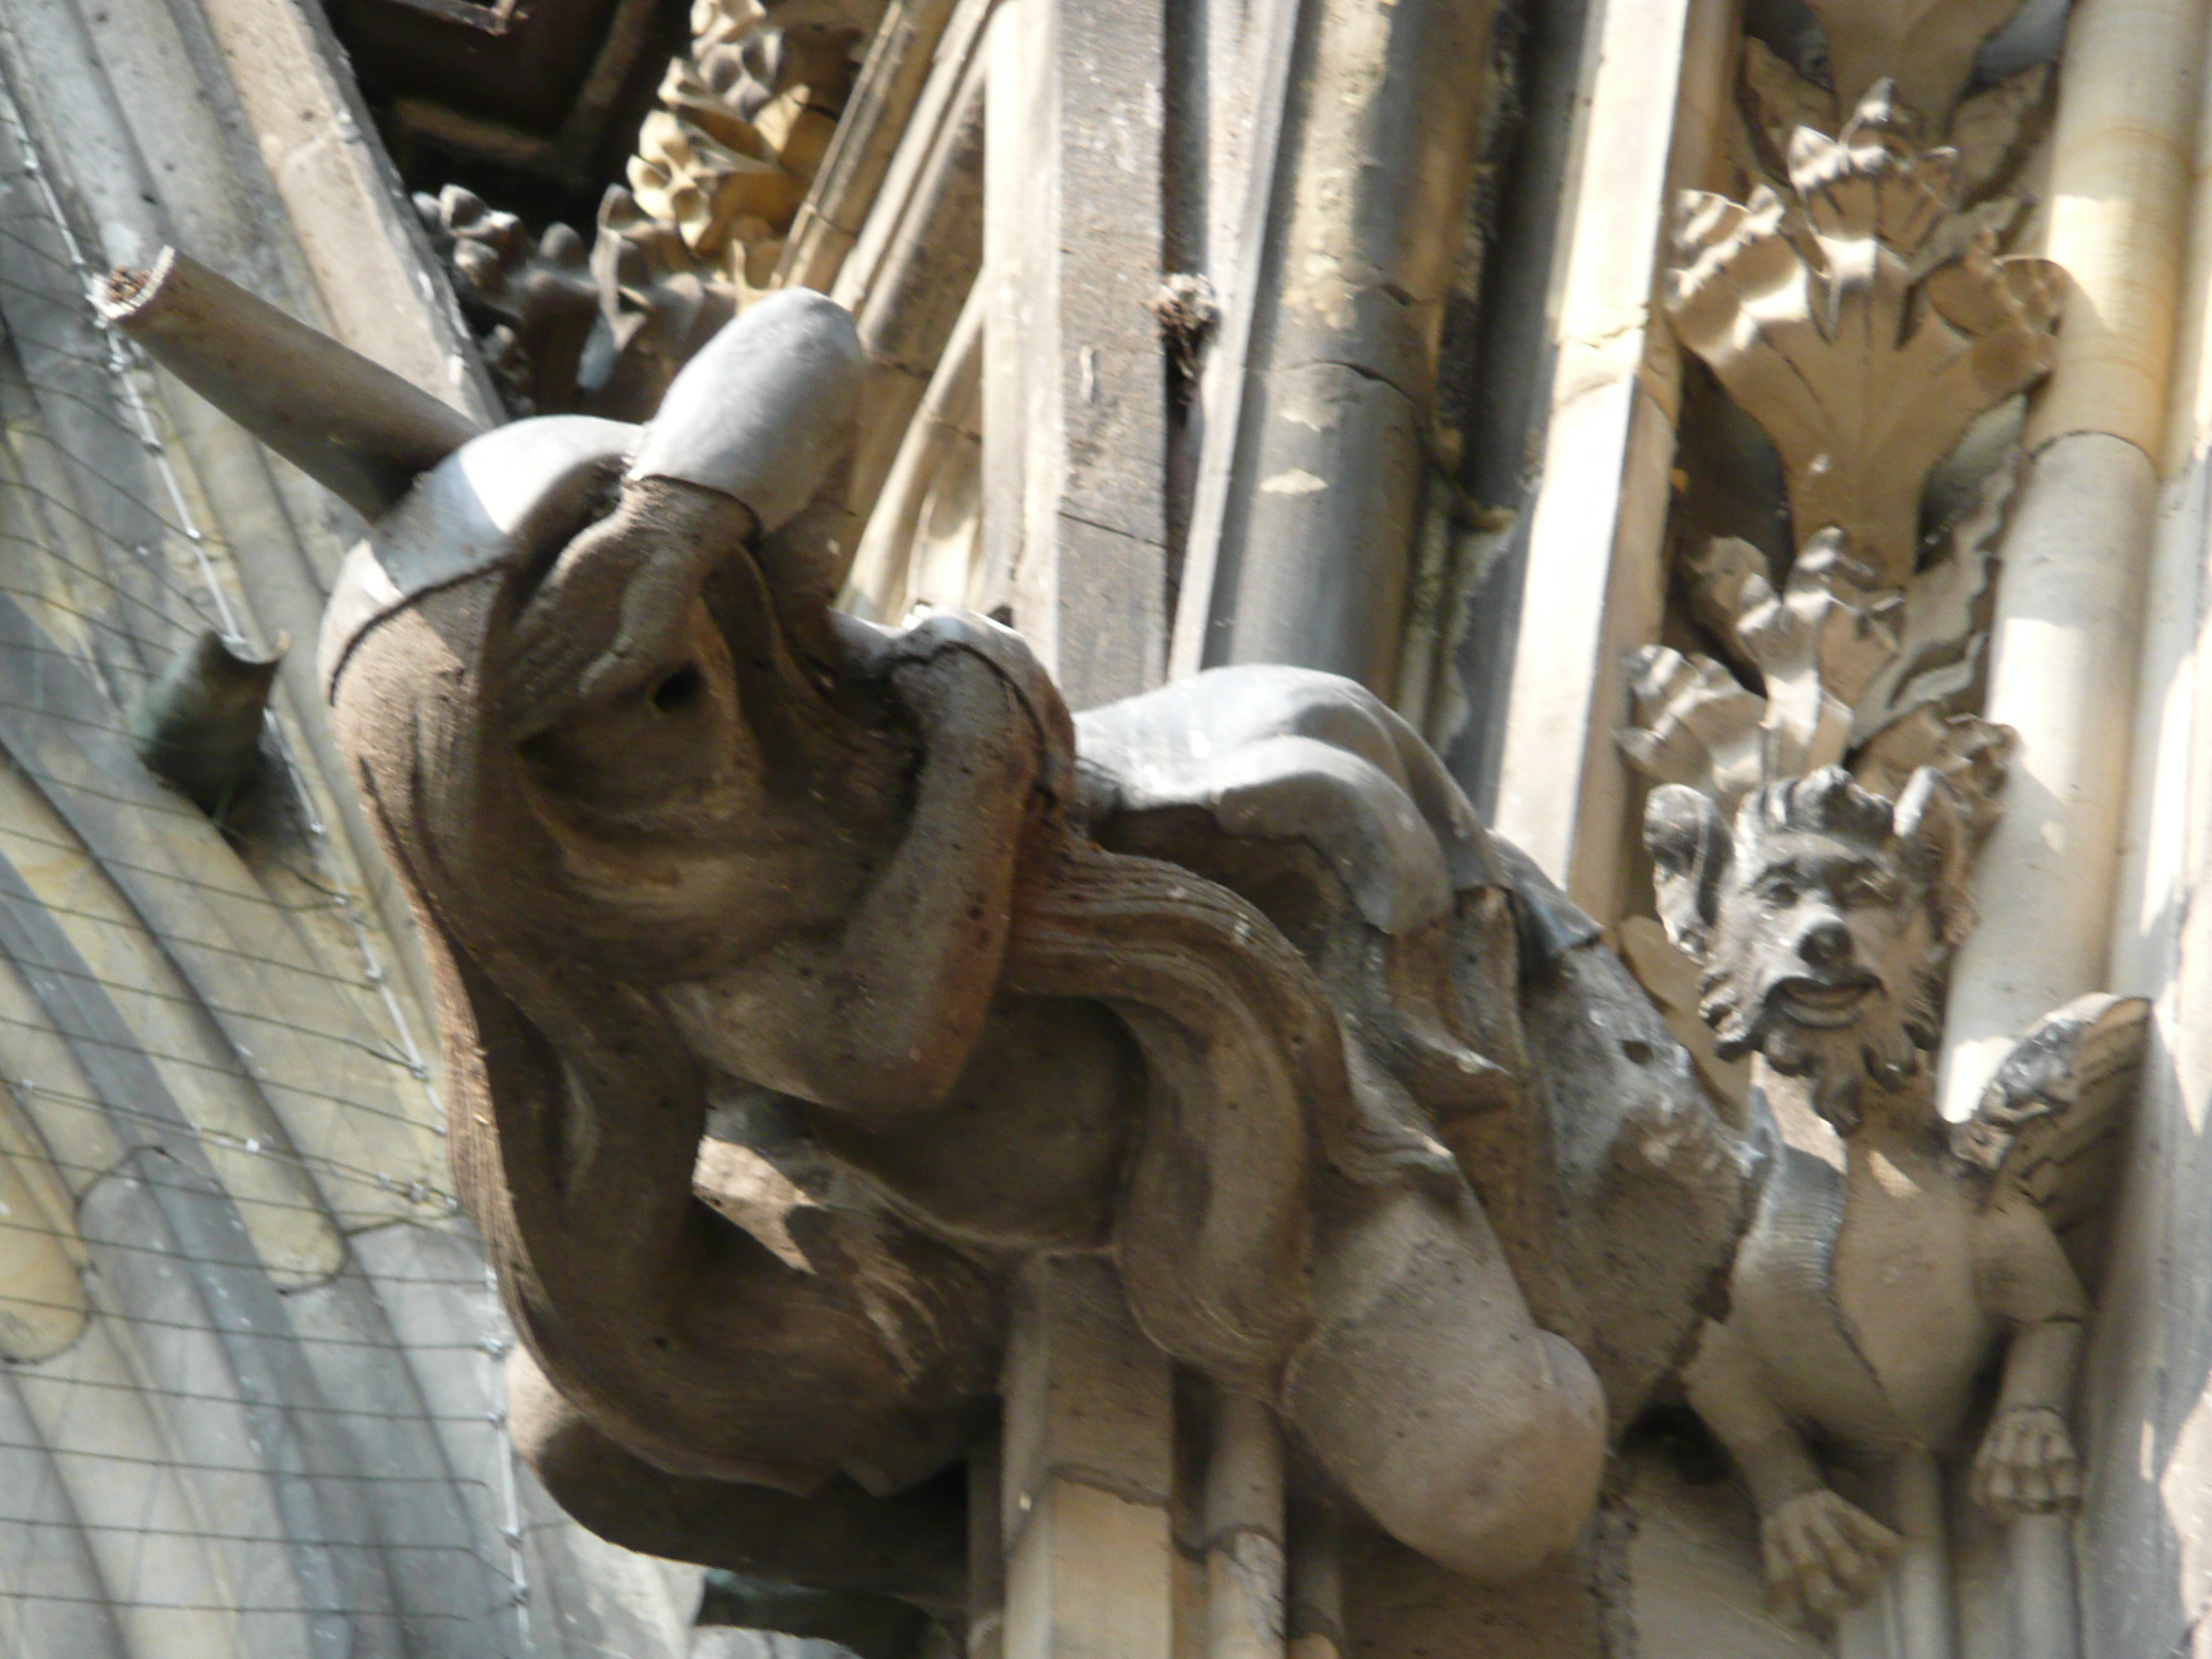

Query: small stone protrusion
[127,629,286,817]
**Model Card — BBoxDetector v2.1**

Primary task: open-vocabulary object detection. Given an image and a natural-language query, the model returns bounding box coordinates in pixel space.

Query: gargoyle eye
[650,664,706,712]
[1835,873,1893,907]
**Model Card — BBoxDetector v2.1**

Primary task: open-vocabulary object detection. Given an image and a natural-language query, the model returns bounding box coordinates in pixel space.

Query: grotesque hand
[889,631,1046,781]
[652,611,1056,1115]
[1760,1488,1901,1627]
[504,474,757,739]
[495,284,861,741]
[1972,1405,2083,1516]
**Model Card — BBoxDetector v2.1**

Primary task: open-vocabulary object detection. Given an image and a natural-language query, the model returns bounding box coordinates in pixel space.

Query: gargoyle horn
[98,246,485,520]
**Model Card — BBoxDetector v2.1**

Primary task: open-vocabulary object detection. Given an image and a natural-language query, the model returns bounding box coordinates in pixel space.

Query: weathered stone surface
[117,258,1768,1632]
[1647,767,2144,1645]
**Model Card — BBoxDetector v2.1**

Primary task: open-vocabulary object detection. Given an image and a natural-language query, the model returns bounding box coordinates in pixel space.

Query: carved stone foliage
[1628,29,2058,1003]
[631,0,876,296]
[1804,0,2031,129]
[1619,486,2015,832]
[426,0,888,420]
[1671,84,2060,587]
[416,186,600,418]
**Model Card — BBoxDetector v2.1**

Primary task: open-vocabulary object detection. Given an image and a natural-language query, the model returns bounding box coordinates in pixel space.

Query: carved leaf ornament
[425,0,886,420]
[1625,50,2050,1087]
[1806,0,2033,127]
[1631,55,2054,829]
[1670,85,2059,588]
[1621,505,2013,828]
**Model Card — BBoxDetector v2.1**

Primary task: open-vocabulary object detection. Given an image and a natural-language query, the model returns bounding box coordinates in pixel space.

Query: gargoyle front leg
[665,637,1048,1111]
[1972,1198,2090,1515]
[1683,1316,1902,1625]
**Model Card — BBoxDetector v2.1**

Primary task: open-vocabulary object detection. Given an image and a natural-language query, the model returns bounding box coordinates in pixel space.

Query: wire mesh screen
[0,27,701,1659]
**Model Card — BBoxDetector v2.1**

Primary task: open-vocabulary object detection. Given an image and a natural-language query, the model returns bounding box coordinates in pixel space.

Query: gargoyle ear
[1644,785,1731,961]
[1894,766,1970,945]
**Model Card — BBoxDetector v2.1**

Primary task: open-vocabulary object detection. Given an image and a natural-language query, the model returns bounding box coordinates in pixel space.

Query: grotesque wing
[1954,994,2149,1266]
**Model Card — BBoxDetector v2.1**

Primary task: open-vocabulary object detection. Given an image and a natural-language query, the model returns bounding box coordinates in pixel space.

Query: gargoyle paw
[889,642,1046,786]
[1972,1406,2083,1516]
[1760,1488,1901,1627]
[505,480,751,737]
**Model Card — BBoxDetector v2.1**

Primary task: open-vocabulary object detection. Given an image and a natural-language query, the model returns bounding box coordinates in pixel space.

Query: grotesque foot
[1760,1488,1901,1627]
[1972,1406,2084,1516]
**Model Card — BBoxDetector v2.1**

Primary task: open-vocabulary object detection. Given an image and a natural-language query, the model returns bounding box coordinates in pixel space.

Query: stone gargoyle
[1646,768,2146,1641]
[107,252,1753,1632]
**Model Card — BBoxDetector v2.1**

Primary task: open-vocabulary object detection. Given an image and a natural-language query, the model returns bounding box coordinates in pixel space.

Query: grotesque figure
[325,286,1644,1592]
[1647,769,2144,1642]
[1654,768,1960,1133]
[109,251,1751,1632]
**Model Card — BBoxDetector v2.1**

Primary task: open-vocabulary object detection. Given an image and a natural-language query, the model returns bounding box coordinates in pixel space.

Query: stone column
[1487,0,1737,924]
[1283,1507,1343,1659]
[1205,1395,1285,1659]
[1171,0,1503,693]
[1928,5,2206,1658]
[1936,0,2204,1124]
[982,7,1190,1652]
[1001,1258,1177,1659]
[981,0,1170,709]
[2074,8,2212,1658]
[971,1445,1008,1659]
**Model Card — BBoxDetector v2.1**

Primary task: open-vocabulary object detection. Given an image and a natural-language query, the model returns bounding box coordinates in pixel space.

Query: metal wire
[0,36,548,1655]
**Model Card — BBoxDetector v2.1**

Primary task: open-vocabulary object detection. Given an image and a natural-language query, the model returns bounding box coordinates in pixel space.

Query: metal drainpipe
[1174,0,1503,693]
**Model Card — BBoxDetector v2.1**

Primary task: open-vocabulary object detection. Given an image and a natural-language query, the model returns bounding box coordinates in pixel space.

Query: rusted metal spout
[98,246,483,519]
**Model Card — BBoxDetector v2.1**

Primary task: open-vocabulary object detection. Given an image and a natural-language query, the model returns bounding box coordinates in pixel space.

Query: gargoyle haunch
[110,255,2128,1635]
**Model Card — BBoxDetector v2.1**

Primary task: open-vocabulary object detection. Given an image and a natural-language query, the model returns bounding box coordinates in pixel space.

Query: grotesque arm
[495,289,1058,1111]
[662,628,1050,1112]
[1959,993,2141,1516]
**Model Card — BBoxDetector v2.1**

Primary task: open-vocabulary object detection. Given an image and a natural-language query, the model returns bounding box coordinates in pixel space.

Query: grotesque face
[1645,768,1969,1131]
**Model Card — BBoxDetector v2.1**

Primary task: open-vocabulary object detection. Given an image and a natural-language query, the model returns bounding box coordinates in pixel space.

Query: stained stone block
[1002,1256,1177,1544]
[1006,1480,1177,1659]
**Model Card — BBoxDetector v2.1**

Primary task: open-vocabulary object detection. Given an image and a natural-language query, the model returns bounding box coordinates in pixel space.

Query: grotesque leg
[508,1347,968,1623]
[1282,1183,1606,1579]
[1682,1318,1901,1626]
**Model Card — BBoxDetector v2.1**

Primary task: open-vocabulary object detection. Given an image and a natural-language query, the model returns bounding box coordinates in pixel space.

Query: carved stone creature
[109,246,1750,1619]
[294,287,1754,1613]
[1645,768,2144,1640]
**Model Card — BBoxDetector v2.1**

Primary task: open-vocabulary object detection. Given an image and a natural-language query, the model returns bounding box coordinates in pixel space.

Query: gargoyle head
[1644,766,1970,1131]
